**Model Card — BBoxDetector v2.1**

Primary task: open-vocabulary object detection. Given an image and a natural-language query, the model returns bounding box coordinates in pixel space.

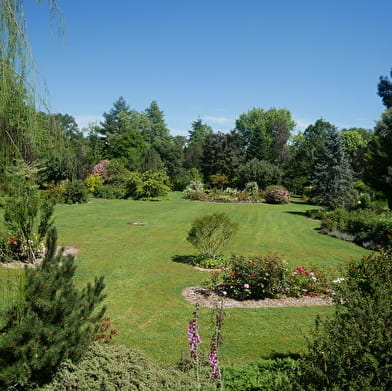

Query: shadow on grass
[283,210,308,217]
[267,352,303,360]
[171,254,198,265]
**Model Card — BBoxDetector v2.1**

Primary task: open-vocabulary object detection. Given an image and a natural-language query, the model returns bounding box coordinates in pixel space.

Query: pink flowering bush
[223,255,289,300]
[286,266,330,297]
[264,187,291,204]
[91,159,110,179]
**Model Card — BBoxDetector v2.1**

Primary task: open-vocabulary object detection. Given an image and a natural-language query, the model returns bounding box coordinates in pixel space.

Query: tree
[235,107,295,163]
[304,252,392,391]
[311,130,354,208]
[237,158,283,189]
[340,127,373,178]
[100,96,131,137]
[188,118,213,145]
[201,131,244,184]
[143,100,170,144]
[0,227,106,388]
[284,119,336,192]
[364,108,392,209]
[0,0,64,179]
[377,68,392,109]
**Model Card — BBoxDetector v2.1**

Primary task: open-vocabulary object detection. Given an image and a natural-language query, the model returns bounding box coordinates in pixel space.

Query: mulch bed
[0,246,79,269]
[182,286,333,309]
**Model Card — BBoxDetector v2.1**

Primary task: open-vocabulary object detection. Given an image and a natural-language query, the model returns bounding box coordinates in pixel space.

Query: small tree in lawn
[187,213,238,260]
[311,130,354,208]
[0,227,106,389]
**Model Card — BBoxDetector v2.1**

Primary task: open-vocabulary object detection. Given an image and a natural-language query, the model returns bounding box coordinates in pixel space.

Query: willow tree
[0,0,67,179]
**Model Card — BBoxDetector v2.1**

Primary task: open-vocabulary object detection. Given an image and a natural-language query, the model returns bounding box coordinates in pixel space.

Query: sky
[24,0,392,136]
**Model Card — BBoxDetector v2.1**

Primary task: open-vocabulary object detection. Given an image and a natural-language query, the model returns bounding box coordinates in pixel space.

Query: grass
[1,193,370,365]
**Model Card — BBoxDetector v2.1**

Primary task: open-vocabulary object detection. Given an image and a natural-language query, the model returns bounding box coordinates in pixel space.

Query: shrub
[187,213,238,259]
[302,252,392,391]
[91,159,110,178]
[286,266,330,297]
[183,181,205,200]
[244,181,259,197]
[39,343,205,391]
[62,180,88,204]
[126,171,171,200]
[84,173,104,194]
[0,228,106,388]
[264,188,291,204]
[93,183,127,199]
[210,174,229,188]
[223,255,288,300]
[222,357,303,391]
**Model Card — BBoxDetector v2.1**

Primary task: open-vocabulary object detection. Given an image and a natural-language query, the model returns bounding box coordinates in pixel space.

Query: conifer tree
[0,227,106,388]
[311,130,354,208]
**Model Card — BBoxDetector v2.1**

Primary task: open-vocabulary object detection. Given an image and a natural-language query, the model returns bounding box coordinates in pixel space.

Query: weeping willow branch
[0,0,64,172]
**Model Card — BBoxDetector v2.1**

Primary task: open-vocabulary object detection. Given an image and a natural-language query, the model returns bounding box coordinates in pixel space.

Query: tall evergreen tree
[100,96,131,137]
[364,108,392,209]
[0,227,106,388]
[143,100,169,144]
[201,131,244,183]
[311,130,354,208]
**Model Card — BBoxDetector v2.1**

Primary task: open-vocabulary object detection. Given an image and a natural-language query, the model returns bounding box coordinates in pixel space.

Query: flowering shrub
[264,188,291,204]
[286,266,330,297]
[91,159,110,178]
[223,255,289,300]
[183,181,205,200]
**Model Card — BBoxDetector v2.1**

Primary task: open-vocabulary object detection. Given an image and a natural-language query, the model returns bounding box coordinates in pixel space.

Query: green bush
[39,342,209,391]
[223,255,288,300]
[63,181,88,204]
[302,252,392,391]
[222,358,303,391]
[187,213,238,259]
[84,173,104,194]
[94,183,127,199]
[126,171,171,200]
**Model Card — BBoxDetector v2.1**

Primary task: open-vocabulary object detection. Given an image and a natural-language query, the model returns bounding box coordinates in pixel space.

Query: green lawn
[1,193,370,365]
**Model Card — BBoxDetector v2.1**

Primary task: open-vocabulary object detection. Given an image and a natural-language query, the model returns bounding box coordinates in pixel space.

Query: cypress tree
[0,227,106,388]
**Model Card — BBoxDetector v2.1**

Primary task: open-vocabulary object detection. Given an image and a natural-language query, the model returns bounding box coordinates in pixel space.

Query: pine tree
[0,227,106,388]
[311,130,354,208]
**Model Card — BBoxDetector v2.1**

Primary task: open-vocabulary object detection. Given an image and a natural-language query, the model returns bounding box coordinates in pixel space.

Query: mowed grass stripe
[49,194,370,364]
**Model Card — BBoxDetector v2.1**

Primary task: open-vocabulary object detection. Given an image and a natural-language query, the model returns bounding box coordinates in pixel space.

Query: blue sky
[25,0,392,136]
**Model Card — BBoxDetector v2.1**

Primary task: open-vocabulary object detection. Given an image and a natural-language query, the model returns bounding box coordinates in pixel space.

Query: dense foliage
[0,227,106,388]
[302,252,392,391]
[187,213,238,259]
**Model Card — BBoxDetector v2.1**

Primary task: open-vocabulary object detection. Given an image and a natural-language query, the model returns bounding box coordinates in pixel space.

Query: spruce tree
[311,130,354,208]
[0,227,106,388]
